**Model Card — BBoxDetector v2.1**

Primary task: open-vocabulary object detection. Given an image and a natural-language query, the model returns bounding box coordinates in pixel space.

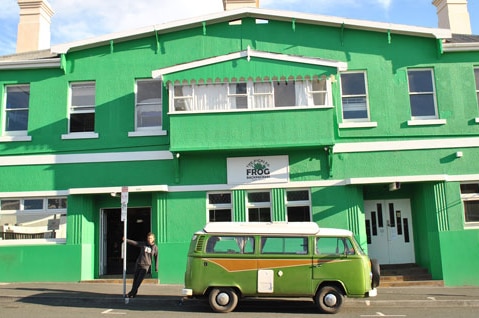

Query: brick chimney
[432,0,472,34]
[16,0,54,53]
[223,0,259,11]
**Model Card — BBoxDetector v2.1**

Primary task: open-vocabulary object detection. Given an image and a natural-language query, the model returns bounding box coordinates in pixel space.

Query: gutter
[0,58,61,70]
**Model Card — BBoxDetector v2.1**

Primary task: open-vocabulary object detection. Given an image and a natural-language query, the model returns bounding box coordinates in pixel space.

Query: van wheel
[371,259,381,288]
[315,285,344,314]
[208,287,238,313]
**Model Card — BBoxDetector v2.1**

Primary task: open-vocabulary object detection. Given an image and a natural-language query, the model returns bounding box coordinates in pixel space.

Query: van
[182,222,379,313]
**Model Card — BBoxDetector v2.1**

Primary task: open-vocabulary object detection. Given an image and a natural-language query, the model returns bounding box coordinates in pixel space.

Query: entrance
[364,199,415,265]
[100,208,151,276]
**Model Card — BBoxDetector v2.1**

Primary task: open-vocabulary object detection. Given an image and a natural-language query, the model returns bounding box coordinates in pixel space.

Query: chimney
[223,0,259,11]
[16,0,54,53]
[432,0,472,34]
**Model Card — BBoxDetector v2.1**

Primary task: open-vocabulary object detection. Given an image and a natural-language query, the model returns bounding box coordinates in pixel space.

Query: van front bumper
[182,288,193,296]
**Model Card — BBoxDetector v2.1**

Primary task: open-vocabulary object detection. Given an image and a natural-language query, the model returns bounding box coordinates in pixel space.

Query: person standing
[124,232,158,298]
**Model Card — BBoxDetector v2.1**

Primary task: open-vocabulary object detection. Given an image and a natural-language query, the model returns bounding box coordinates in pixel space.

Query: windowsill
[128,130,168,137]
[61,132,99,140]
[339,122,378,129]
[0,239,66,246]
[464,222,479,229]
[475,118,479,124]
[407,119,447,126]
[168,105,334,115]
[0,135,32,142]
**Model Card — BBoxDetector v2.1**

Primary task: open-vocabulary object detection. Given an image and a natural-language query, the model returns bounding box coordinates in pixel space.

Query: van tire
[371,259,381,288]
[208,287,238,313]
[315,285,344,314]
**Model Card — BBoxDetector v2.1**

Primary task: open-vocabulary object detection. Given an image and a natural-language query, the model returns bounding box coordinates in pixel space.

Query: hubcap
[216,292,230,306]
[324,293,337,307]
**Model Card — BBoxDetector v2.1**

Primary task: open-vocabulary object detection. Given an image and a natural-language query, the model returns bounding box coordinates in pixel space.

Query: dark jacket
[126,239,159,271]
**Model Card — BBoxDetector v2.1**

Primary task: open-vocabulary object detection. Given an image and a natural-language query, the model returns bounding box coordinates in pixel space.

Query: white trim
[0,190,69,198]
[0,150,174,167]
[61,132,99,140]
[128,130,168,137]
[475,118,479,124]
[152,47,347,79]
[443,43,479,53]
[333,137,479,153]
[68,184,168,195]
[0,136,32,142]
[0,58,61,70]
[407,119,447,126]
[339,122,378,129]
[51,8,450,54]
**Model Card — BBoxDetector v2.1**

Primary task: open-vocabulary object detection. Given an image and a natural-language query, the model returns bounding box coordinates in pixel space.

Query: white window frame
[474,68,479,124]
[285,189,312,222]
[2,84,30,137]
[206,192,233,222]
[339,71,370,123]
[460,183,479,229]
[0,197,68,245]
[62,81,98,139]
[407,68,439,120]
[246,190,272,222]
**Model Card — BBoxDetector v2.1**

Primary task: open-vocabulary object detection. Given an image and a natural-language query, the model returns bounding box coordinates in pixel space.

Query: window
[207,192,232,222]
[340,72,369,121]
[316,237,355,255]
[407,69,438,119]
[247,191,271,222]
[474,68,479,108]
[206,236,254,254]
[261,236,308,254]
[69,82,95,133]
[3,85,30,136]
[0,197,67,243]
[285,189,311,222]
[135,80,162,130]
[170,78,331,112]
[460,183,479,226]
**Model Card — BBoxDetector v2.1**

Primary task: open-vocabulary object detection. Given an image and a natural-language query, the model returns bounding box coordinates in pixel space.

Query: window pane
[474,68,479,91]
[70,113,95,132]
[341,73,366,95]
[137,105,161,127]
[48,198,67,209]
[248,192,270,202]
[5,109,29,131]
[287,190,309,201]
[410,94,436,117]
[464,201,479,222]
[287,206,311,222]
[1,213,66,240]
[274,81,295,107]
[408,70,433,92]
[261,237,308,254]
[1,200,20,211]
[209,209,232,222]
[137,81,162,103]
[71,83,95,106]
[24,199,44,210]
[248,208,271,222]
[209,193,231,204]
[6,86,30,109]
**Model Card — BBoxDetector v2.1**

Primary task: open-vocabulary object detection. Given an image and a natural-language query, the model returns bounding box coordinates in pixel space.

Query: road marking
[102,309,126,315]
[427,297,436,301]
[360,312,406,317]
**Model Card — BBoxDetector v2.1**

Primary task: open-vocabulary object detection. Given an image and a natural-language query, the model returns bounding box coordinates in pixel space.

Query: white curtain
[295,81,314,106]
[252,82,273,109]
[194,84,228,111]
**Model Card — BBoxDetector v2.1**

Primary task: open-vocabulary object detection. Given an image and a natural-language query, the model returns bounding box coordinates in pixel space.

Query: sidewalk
[1,282,479,308]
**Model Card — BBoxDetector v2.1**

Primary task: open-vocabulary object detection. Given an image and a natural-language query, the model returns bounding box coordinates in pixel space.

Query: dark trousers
[128,267,148,297]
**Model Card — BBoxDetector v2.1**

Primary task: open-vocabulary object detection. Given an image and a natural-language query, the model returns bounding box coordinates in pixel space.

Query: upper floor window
[460,183,479,227]
[207,192,232,222]
[474,68,479,107]
[340,72,369,121]
[170,78,331,112]
[285,189,311,222]
[69,82,95,133]
[247,191,271,222]
[135,80,162,130]
[407,69,438,120]
[3,84,30,136]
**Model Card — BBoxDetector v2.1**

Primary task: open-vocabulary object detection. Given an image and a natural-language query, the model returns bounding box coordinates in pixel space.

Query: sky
[0,0,478,56]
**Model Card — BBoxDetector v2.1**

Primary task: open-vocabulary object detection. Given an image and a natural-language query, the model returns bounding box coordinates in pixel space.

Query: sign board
[227,155,289,185]
[47,219,60,231]
[121,186,128,221]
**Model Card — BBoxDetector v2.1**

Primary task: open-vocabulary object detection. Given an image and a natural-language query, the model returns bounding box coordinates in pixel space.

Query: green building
[1,0,479,286]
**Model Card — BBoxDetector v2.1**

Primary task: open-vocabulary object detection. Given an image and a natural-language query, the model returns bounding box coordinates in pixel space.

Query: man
[124,232,158,298]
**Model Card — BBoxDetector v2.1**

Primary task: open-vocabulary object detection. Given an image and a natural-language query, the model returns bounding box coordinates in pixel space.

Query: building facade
[1,2,479,286]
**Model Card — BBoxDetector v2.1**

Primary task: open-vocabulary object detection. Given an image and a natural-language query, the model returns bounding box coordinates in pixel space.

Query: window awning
[152,46,347,84]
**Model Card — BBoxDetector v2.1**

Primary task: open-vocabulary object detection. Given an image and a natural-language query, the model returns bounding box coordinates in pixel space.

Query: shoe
[127,292,135,298]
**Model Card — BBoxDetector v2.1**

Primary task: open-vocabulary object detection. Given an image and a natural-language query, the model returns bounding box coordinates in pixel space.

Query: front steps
[380,263,444,287]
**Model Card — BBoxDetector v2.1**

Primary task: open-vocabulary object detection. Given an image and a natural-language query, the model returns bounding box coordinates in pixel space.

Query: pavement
[1,282,479,309]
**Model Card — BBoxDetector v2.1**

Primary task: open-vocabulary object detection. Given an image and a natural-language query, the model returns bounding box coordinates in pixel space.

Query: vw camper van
[182,222,379,313]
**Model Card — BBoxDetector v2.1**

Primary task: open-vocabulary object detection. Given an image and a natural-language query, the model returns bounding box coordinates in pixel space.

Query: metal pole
[123,216,127,303]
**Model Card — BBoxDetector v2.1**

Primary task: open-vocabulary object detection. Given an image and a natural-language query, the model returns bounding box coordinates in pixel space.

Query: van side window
[206,236,254,254]
[261,237,308,254]
[316,237,356,255]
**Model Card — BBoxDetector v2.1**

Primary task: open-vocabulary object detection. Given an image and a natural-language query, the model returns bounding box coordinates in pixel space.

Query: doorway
[364,199,415,265]
[100,207,151,276]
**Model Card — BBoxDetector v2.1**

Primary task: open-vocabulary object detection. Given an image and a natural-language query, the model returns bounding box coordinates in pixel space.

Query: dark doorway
[102,208,151,276]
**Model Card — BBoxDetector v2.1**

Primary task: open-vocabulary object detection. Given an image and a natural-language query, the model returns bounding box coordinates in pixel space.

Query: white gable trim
[152,46,347,80]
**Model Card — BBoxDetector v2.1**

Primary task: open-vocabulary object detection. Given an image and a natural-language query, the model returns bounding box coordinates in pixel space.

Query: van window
[261,237,308,254]
[206,236,254,254]
[316,237,355,255]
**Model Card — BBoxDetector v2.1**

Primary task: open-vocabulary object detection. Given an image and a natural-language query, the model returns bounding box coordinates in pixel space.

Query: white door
[364,199,415,265]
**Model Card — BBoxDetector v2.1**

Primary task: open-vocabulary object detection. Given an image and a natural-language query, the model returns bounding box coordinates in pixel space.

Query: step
[380,280,444,287]
[378,263,444,287]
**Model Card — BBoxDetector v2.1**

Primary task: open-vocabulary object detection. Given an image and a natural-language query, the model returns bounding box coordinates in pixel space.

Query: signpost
[121,186,128,303]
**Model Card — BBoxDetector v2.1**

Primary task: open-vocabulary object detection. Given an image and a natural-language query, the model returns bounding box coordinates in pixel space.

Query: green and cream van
[182,222,379,313]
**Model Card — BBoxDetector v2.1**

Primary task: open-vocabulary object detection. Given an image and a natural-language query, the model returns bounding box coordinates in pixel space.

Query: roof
[50,7,452,55]
[200,222,353,237]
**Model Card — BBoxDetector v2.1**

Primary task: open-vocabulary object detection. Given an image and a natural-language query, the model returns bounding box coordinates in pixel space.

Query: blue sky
[0,0,478,56]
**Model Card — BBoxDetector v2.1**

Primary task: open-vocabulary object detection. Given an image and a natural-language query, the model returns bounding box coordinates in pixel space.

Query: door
[100,208,151,276]
[364,199,415,265]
